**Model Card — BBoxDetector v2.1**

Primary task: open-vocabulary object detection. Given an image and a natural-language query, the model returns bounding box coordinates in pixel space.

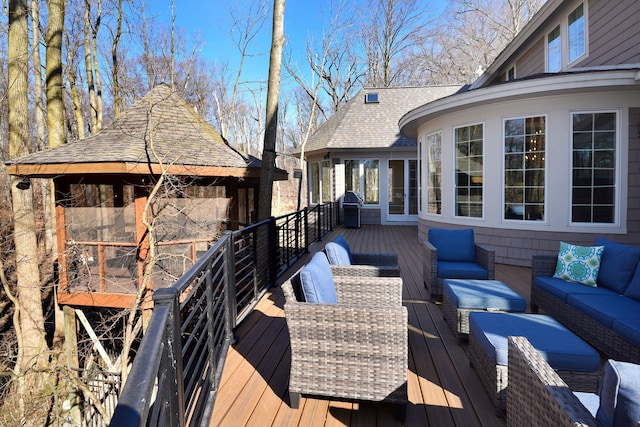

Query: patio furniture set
[280,228,640,425]
[427,228,640,425]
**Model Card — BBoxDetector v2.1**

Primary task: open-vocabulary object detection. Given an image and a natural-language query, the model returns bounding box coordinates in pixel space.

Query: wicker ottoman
[443,279,526,341]
[468,312,601,414]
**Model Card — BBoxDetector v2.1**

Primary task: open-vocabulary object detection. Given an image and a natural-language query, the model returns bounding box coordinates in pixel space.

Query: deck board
[210,225,532,426]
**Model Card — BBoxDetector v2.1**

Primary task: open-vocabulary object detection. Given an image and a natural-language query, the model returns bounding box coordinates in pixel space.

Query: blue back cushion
[325,242,352,265]
[300,252,337,303]
[596,360,640,427]
[624,262,640,302]
[334,236,353,264]
[595,238,640,294]
[429,228,476,262]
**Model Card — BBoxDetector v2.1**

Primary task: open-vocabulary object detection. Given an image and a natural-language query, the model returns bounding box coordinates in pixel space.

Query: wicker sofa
[507,336,640,427]
[324,236,400,277]
[531,238,640,364]
[281,252,408,415]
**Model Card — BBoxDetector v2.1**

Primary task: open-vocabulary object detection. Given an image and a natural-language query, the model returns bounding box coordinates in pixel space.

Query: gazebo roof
[6,84,286,180]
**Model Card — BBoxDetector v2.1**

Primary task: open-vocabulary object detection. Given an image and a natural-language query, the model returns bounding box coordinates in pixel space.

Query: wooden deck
[210,225,532,426]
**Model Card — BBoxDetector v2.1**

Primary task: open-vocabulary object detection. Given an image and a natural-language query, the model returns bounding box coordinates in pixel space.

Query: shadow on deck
[210,225,531,426]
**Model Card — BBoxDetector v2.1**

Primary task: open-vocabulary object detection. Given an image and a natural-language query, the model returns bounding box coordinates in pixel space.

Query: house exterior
[302,86,461,225]
[399,0,640,266]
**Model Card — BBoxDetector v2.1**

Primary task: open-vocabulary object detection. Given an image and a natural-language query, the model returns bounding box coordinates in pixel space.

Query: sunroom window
[571,112,617,224]
[455,124,483,218]
[504,117,546,221]
[345,159,379,204]
[310,160,331,204]
[426,132,442,214]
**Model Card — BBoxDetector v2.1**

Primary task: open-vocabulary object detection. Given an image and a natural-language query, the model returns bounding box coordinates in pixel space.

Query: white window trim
[452,122,485,220]
[568,109,621,227]
[501,114,549,224]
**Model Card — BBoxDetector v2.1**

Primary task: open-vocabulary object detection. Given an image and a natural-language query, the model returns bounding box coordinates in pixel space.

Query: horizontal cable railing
[110,203,339,426]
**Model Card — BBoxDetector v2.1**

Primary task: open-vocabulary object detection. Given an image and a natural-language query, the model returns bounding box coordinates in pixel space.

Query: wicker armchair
[325,241,400,277]
[423,228,495,299]
[507,336,599,427]
[282,268,408,415]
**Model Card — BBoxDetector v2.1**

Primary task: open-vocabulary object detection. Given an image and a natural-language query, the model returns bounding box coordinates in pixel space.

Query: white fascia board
[400,70,640,139]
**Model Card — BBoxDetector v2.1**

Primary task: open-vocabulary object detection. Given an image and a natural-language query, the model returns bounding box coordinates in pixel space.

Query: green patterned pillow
[553,241,604,287]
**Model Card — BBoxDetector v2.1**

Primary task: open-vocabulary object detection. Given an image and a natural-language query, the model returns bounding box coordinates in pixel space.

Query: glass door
[388,159,418,221]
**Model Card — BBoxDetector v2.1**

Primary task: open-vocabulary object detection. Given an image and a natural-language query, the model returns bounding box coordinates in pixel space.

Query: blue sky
[149,1,449,88]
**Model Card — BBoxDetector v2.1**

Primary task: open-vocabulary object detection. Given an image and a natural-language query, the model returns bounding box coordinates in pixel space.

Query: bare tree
[258,0,285,222]
[7,1,51,425]
[361,0,428,87]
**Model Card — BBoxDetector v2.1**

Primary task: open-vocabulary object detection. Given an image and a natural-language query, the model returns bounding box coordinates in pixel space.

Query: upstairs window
[568,4,585,63]
[547,26,561,72]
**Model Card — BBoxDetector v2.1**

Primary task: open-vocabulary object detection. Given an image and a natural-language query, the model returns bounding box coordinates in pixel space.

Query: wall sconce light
[16,177,31,190]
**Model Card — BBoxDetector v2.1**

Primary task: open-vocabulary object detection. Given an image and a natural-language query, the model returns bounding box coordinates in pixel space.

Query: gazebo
[5,84,287,309]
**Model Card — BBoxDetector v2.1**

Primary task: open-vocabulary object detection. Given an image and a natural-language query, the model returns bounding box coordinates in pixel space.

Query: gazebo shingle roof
[6,84,281,179]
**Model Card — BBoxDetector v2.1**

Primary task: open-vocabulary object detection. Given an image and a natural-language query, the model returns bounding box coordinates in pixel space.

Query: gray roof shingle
[303,86,462,154]
[6,84,265,175]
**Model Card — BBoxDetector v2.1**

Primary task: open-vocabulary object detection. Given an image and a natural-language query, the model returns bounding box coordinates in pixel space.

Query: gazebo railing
[109,203,339,426]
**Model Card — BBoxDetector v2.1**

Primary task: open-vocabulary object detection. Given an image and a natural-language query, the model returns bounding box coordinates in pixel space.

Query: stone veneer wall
[418,108,640,267]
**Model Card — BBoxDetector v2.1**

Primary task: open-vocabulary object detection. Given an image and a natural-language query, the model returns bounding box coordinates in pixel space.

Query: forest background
[0,0,544,425]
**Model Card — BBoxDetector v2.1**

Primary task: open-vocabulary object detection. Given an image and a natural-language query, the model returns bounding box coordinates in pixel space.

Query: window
[504,117,546,221]
[571,112,616,223]
[547,25,561,72]
[507,66,516,81]
[364,93,379,103]
[426,132,442,214]
[568,4,585,63]
[455,124,483,218]
[345,159,379,204]
[310,160,331,204]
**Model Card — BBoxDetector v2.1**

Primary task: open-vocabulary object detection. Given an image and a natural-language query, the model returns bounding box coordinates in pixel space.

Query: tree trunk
[91,0,103,131]
[111,0,123,117]
[258,0,285,222]
[83,0,97,133]
[8,0,50,424]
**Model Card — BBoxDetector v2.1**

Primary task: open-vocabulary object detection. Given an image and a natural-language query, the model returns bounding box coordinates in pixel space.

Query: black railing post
[153,288,186,427]
[303,207,309,252]
[223,231,238,335]
[268,216,278,287]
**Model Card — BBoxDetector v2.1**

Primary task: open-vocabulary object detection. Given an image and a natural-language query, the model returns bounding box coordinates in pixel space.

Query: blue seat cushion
[469,312,600,370]
[534,276,614,303]
[612,318,640,347]
[443,279,526,311]
[596,360,640,427]
[438,261,488,279]
[429,228,476,262]
[334,236,353,264]
[566,294,640,328]
[299,252,337,303]
[624,262,640,302]
[595,238,640,294]
[324,242,352,265]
